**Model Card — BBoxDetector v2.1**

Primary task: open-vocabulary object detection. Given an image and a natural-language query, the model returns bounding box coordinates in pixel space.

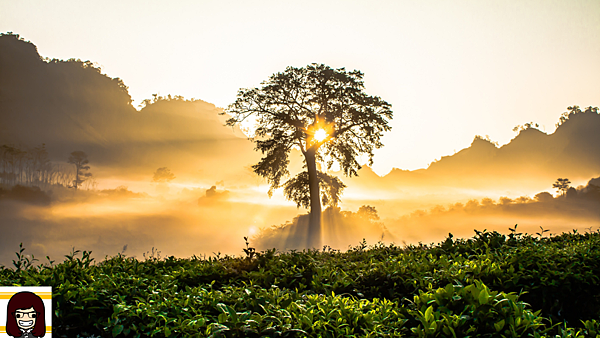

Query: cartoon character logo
[6,291,46,338]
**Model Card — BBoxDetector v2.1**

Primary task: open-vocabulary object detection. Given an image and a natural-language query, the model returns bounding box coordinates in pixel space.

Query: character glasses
[14,311,38,319]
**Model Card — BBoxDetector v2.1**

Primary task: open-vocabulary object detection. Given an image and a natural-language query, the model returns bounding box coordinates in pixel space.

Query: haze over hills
[0,33,257,186]
[2,33,600,194]
[1,32,599,264]
[432,111,599,180]
[343,108,600,198]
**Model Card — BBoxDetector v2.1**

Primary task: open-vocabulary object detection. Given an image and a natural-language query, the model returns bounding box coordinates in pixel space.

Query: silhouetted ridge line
[0,32,256,181]
[348,106,600,190]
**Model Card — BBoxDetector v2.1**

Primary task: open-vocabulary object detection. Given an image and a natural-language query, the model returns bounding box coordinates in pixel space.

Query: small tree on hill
[555,105,599,127]
[152,167,176,183]
[68,151,92,189]
[553,178,571,196]
[152,167,176,195]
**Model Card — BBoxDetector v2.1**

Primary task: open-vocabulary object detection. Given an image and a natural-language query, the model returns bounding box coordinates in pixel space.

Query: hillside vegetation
[2,227,599,337]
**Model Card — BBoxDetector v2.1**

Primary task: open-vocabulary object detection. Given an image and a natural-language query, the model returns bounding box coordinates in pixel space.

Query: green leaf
[429,320,437,331]
[425,305,434,322]
[494,319,505,332]
[218,313,228,324]
[478,288,490,305]
[280,297,293,308]
[226,305,238,322]
[216,303,228,313]
[112,324,124,337]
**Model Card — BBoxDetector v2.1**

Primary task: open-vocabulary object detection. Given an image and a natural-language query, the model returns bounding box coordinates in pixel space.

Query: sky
[1,0,599,175]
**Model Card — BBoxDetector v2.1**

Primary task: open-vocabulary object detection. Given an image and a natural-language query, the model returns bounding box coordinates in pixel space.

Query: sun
[314,128,328,142]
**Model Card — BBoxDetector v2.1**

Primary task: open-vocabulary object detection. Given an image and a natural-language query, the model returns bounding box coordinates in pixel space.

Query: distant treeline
[0,143,94,190]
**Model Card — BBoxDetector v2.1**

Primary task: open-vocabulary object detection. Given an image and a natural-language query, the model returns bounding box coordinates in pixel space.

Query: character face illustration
[6,291,46,337]
[15,307,37,330]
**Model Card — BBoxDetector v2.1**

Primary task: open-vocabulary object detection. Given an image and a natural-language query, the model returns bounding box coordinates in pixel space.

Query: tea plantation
[1,227,599,337]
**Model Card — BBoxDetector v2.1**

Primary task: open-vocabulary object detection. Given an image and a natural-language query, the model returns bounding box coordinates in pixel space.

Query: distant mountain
[0,33,134,148]
[347,107,600,193]
[0,33,257,182]
[2,33,598,193]
[431,109,599,180]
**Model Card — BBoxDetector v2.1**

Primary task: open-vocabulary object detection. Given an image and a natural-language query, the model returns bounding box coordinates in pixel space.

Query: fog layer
[1,33,599,266]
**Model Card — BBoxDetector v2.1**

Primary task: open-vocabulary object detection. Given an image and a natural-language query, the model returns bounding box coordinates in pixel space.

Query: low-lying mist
[383,179,600,245]
[2,34,600,269]
[0,183,301,267]
[2,176,599,268]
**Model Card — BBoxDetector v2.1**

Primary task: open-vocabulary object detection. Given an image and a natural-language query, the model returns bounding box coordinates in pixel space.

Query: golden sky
[1,0,599,175]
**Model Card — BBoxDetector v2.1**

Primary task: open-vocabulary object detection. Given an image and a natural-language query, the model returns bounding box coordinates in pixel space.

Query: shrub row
[1,228,599,337]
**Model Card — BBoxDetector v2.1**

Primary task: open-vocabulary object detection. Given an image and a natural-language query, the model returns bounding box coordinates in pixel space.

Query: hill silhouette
[0,33,257,183]
[346,107,600,194]
[2,32,599,196]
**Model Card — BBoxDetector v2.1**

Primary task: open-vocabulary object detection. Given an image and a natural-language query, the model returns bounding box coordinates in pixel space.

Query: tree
[152,167,176,183]
[512,122,539,133]
[68,151,92,189]
[224,64,393,248]
[357,205,380,221]
[553,178,571,196]
[555,105,599,128]
[152,167,176,195]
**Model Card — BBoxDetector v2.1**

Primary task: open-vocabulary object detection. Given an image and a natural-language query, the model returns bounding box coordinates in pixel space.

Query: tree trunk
[305,148,322,249]
[74,164,79,189]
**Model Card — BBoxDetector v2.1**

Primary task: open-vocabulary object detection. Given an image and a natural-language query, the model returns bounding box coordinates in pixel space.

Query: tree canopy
[553,178,571,196]
[224,63,393,247]
[152,167,176,183]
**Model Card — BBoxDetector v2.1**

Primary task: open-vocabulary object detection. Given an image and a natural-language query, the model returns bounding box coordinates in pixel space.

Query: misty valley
[2,32,600,337]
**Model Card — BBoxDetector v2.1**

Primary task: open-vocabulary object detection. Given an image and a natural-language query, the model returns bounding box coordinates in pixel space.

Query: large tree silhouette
[224,64,393,248]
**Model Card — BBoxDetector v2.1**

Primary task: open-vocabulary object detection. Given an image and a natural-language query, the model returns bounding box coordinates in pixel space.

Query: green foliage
[406,280,548,337]
[2,228,600,337]
[12,242,38,271]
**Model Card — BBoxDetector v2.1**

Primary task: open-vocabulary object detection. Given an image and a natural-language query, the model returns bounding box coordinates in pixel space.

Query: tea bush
[1,228,599,337]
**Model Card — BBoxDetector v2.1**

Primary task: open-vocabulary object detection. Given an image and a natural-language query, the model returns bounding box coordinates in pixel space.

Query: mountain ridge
[0,33,256,182]
[2,33,598,192]
[345,108,600,193]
